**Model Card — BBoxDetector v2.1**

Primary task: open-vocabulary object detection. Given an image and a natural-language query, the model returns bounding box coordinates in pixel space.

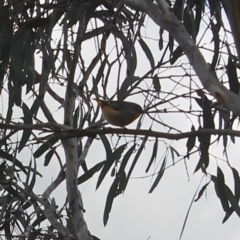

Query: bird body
[95,99,143,127]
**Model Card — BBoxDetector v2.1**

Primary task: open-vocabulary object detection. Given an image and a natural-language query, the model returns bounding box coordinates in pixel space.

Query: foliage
[0,0,240,239]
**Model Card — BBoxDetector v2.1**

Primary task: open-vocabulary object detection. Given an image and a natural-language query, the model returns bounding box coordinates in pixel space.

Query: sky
[4,2,240,240]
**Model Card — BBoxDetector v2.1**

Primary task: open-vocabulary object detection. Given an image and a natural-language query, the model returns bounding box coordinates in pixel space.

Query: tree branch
[1,122,240,141]
[62,3,92,240]
[59,127,240,141]
[122,0,240,117]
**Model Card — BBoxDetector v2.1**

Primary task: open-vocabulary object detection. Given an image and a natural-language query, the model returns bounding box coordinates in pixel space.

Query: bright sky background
[4,3,240,240]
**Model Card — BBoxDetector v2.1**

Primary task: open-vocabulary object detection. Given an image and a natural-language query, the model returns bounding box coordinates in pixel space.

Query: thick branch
[58,127,240,141]
[62,4,92,240]
[1,122,240,141]
[9,180,73,239]
[122,0,240,116]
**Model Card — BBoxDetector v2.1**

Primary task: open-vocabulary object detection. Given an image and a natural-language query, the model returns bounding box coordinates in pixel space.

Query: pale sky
[6,4,240,240]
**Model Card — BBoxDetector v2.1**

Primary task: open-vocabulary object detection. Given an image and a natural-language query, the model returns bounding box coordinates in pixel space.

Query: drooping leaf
[172,0,184,21]
[169,146,179,165]
[170,46,183,65]
[152,74,161,93]
[78,161,105,185]
[0,6,12,93]
[26,160,36,194]
[149,156,166,193]
[44,149,55,167]
[118,145,135,175]
[194,127,210,172]
[125,136,148,189]
[33,138,58,159]
[224,185,240,219]
[146,138,158,173]
[99,134,112,160]
[103,177,118,226]
[222,167,240,223]
[96,144,127,189]
[232,167,240,201]
[195,93,215,129]
[159,28,164,50]
[90,58,108,96]
[186,125,196,154]
[114,30,137,76]
[216,167,229,212]
[210,19,220,70]
[138,37,155,69]
[222,208,234,224]
[179,177,205,239]
[227,56,239,94]
[117,171,127,196]
[19,103,32,152]
[0,150,27,174]
[183,7,195,39]
[118,76,139,101]
[194,182,210,202]
[117,145,135,192]
[194,0,203,37]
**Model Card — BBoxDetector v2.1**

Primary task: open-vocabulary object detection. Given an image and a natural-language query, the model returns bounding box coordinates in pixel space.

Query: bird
[94,99,144,127]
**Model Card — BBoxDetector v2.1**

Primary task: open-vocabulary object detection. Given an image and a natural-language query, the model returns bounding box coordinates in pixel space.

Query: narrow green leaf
[222,208,234,223]
[146,138,158,173]
[152,74,161,93]
[99,135,112,159]
[44,149,55,167]
[231,167,240,201]
[225,185,240,219]
[24,159,38,199]
[138,38,155,69]
[19,103,32,152]
[117,171,127,195]
[125,136,148,189]
[19,130,31,153]
[103,177,118,226]
[179,179,203,239]
[78,161,105,185]
[169,146,179,165]
[227,56,239,94]
[194,1,202,36]
[118,145,135,174]
[0,150,26,174]
[183,7,195,38]
[30,98,40,116]
[216,167,229,212]
[149,156,166,193]
[186,125,195,153]
[117,145,135,192]
[195,94,215,129]
[113,30,137,75]
[210,19,220,70]
[170,46,183,65]
[118,76,139,101]
[159,28,164,50]
[194,182,210,202]
[96,144,127,189]
[33,138,58,158]
[194,127,210,172]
